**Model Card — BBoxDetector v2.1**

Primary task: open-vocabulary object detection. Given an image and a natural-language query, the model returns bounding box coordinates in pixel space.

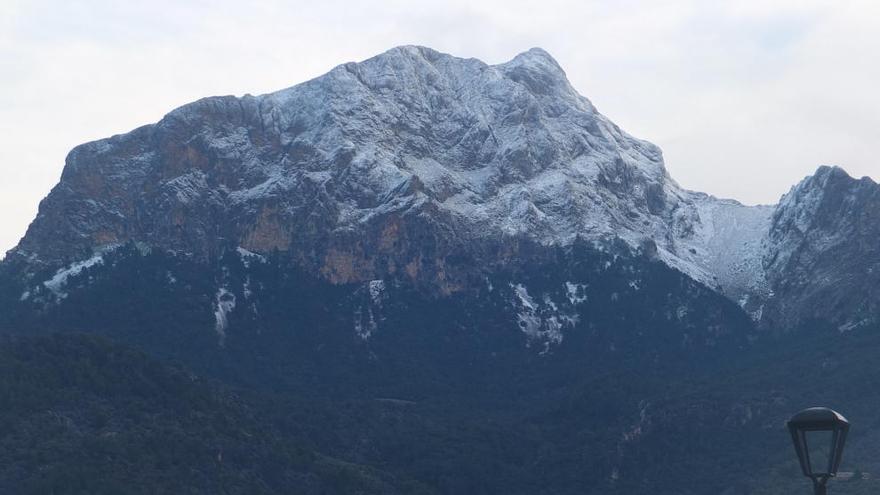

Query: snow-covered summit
[8,46,875,328]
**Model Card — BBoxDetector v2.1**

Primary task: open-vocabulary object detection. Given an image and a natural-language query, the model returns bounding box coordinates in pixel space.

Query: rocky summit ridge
[5,45,879,331]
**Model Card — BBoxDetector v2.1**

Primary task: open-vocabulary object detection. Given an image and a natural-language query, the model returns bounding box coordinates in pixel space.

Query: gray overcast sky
[2,0,879,255]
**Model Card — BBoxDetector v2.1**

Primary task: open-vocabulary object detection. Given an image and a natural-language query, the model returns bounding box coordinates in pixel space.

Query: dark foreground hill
[0,333,422,494]
[4,323,880,494]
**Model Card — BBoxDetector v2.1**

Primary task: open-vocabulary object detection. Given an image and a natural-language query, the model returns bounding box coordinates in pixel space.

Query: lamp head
[787,407,849,482]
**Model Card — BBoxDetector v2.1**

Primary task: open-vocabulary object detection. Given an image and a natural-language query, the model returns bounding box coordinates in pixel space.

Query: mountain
[1,46,878,494]
[6,45,876,330]
[0,47,747,302]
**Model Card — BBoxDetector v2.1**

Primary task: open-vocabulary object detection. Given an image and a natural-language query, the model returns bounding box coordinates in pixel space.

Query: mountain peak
[368,44,449,64]
[784,165,874,206]
[369,45,564,71]
[496,47,570,96]
[813,164,852,182]
[505,47,564,71]
[812,164,877,189]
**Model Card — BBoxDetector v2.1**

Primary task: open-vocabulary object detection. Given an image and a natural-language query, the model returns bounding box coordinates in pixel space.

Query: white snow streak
[213,288,236,346]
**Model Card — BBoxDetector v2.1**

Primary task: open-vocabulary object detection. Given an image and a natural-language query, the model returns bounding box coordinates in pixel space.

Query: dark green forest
[0,333,428,494]
[1,244,879,494]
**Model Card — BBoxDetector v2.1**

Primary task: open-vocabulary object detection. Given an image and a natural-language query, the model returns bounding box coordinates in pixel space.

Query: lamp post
[787,407,850,495]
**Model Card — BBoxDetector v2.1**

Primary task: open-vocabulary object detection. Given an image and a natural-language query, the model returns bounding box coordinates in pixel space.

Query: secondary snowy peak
[767,165,879,274]
[762,166,880,330]
[770,166,877,236]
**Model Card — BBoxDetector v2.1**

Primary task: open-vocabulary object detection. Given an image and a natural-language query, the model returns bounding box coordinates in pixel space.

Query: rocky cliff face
[763,166,880,330]
[3,46,877,331]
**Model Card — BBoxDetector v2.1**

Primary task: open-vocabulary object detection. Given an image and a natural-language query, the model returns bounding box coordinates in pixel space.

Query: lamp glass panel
[805,429,834,475]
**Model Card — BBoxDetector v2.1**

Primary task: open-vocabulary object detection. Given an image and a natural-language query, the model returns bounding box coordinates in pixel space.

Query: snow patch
[511,283,578,354]
[565,282,588,304]
[353,280,387,340]
[750,304,764,322]
[353,306,377,340]
[676,305,689,320]
[237,247,267,267]
[213,288,236,346]
[369,279,386,304]
[838,318,871,333]
[672,194,774,312]
[43,251,109,297]
[243,276,253,299]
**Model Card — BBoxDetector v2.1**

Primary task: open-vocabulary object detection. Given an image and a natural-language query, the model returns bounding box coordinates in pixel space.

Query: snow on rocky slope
[4,46,874,329]
[762,166,880,330]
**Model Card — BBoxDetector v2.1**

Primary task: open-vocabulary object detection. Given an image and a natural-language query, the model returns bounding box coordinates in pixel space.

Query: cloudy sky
[1,0,878,255]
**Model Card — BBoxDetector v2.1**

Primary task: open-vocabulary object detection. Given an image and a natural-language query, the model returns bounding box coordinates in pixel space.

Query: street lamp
[787,407,850,495]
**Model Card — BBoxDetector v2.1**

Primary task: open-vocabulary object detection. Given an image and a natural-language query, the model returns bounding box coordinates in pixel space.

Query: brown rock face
[242,206,293,253]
